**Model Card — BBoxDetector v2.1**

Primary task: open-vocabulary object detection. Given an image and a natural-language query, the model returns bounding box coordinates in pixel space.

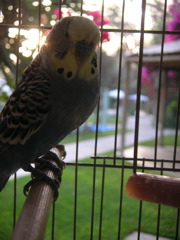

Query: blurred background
[0,0,179,240]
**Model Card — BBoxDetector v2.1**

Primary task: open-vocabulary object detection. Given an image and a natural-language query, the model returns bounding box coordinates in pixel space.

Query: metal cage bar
[0,0,179,240]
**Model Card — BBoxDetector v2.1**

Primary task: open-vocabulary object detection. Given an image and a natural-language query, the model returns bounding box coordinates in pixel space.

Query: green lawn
[61,128,116,145]
[0,159,179,240]
[0,134,179,239]
[140,134,180,147]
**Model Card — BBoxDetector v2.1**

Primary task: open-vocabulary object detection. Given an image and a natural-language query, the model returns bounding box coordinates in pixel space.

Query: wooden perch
[126,172,180,208]
[11,145,66,240]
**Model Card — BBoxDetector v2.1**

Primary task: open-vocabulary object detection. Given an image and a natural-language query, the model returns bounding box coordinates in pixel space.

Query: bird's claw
[23,174,60,200]
[41,149,66,168]
[23,148,66,201]
[36,150,66,182]
[35,158,62,182]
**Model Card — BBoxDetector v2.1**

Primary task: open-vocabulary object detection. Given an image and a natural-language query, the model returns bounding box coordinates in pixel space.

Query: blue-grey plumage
[0,16,100,191]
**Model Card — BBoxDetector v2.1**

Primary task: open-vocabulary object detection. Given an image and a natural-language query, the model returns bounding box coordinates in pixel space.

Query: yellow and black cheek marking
[57,67,73,79]
[91,56,98,74]
[49,47,98,82]
[49,49,78,81]
[77,54,99,82]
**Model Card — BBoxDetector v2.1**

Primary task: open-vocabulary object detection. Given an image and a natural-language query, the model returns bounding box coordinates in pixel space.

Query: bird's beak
[75,40,94,54]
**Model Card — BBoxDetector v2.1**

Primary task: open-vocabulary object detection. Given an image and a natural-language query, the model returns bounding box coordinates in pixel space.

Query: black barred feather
[0,54,50,147]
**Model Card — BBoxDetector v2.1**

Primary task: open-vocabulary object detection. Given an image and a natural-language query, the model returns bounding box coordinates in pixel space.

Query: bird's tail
[0,174,10,191]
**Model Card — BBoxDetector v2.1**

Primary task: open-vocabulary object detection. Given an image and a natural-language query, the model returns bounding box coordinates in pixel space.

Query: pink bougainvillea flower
[168,70,177,78]
[43,30,50,37]
[165,0,180,42]
[54,9,72,19]
[87,11,110,26]
[101,31,110,42]
[169,0,180,21]
[165,20,180,42]
[165,0,180,77]
[88,11,110,42]
[141,67,152,84]
[54,9,63,18]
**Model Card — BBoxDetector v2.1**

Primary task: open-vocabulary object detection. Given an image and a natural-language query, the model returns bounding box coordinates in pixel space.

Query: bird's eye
[65,32,69,38]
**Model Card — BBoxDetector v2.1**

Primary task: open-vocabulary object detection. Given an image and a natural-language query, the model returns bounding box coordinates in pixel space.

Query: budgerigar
[0,16,100,191]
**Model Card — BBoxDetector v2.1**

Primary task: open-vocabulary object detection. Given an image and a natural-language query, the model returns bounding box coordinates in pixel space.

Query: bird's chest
[50,77,98,131]
[28,77,98,157]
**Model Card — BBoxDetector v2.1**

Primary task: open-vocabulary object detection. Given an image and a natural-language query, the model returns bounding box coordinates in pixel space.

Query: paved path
[124,231,172,240]
[14,114,177,178]
[64,113,176,162]
[124,145,180,177]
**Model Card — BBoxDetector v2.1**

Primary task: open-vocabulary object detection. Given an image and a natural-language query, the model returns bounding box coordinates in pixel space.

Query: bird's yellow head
[43,16,100,82]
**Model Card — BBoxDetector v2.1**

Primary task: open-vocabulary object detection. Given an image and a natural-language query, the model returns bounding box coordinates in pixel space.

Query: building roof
[126,39,180,70]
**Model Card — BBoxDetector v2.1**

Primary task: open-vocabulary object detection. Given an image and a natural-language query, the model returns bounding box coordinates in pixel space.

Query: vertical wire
[133,0,146,173]
[127,7,145,234]
[173,90,180,169]
[137,157,145,240]
[156,161,164,240]
[73,4,84,240]
[73,128,80,240]
[156,204,161,240]
[90,84,100,239]
[90,93,97,232]
[51,203,55,240]
[113,0,125,164]
[80,0,83,16]
[38,0,41,28]
[98,159,106,240]
[152,10,168,239]
[116,2,126,238]
[13,173,17,229]
[137,200,143,240]
[38,0,42,50]
[13,0,22,228]
[153,0,167,166]
[90,1,104,239]
[58,0,62,20]
[15,1,21,89]
[117,157,125,240]
[152,2,168,236]
[94,0,104,151]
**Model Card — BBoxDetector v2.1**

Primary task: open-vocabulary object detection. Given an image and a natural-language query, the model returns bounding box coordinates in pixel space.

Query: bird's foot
[36,157,61,182]
[23,165,60,199]
[36,150,66,182]
[23,148,66,201]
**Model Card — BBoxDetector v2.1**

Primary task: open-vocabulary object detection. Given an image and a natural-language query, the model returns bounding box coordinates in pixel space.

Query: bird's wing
[0,56,51,151]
